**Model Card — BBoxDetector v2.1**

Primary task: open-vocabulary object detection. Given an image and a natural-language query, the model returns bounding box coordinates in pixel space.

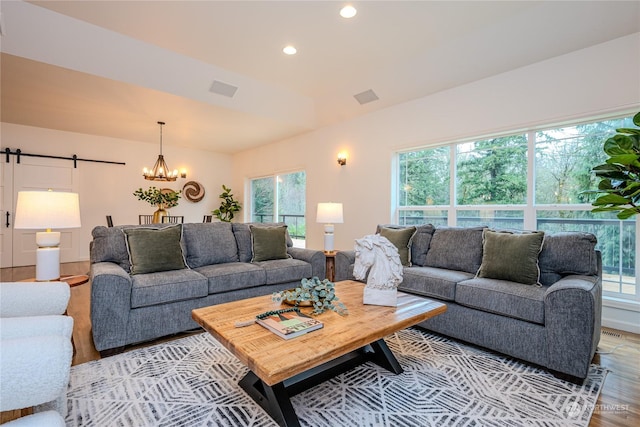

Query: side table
[19,274,89,288]
[324,251,336,282]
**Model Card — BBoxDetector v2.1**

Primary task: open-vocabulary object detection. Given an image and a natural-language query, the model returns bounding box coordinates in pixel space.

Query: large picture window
[396,113,637,301]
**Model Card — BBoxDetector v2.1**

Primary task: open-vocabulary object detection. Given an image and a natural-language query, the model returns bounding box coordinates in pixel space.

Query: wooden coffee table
[192,280,446,427]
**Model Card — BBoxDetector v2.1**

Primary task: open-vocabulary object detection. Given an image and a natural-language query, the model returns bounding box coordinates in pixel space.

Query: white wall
[232,33,640,252]
[1,123,232,260]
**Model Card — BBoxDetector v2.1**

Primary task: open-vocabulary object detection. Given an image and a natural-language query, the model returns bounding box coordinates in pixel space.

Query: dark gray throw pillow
[250,225,289,262]
[379,226,417,266]
[477,229,545,285]
[123,225,187,275]
[425,226,485,273]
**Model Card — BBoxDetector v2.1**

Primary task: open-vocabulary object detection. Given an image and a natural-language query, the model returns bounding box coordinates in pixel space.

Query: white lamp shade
[316,203,343,224]
[14,191,81,230]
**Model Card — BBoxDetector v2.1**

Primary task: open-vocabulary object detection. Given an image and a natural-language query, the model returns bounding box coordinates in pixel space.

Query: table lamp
[316,202,343,253]
[14,190,81,281]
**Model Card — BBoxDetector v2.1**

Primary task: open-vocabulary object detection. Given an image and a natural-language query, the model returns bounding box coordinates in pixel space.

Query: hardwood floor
[2,261,639,426]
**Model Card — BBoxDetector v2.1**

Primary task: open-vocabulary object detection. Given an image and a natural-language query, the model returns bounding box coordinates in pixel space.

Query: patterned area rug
[66,328,606,426]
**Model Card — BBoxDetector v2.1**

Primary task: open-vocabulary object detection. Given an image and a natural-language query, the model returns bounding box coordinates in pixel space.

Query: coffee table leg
[239,371,301,427]
[368,338,403,374]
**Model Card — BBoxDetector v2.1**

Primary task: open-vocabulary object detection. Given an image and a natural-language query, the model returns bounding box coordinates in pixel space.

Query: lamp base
[36,246,61,281]
[323,224,335,252]
[35,231,61,281]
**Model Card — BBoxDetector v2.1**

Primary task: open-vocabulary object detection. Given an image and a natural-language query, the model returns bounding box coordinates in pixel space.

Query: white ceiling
[1,1,639,154]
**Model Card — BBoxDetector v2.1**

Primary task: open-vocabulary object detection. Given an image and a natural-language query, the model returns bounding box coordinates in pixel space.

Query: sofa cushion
[130,269,208,308]
[123,225,187,275]
[253,258,312,285]
[477,229,544,285]
[91,226,130,271]
[410,224,436,267]
[233,223,293,263]
[424,226,485,274]
[195,262,267,294]
[538,232,598,286]
[250,225,289,262]
[378,226,416,266]
[182,222,239,268]
[455,277,546,324]
[400,267,473,301]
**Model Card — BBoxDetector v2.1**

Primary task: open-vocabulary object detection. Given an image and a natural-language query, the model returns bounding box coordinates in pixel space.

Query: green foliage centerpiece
[133,186,181,223]
[586,112,640,219]
[273,277,348,316]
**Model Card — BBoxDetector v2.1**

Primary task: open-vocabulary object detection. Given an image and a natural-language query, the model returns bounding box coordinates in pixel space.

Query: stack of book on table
[256,309,323,339]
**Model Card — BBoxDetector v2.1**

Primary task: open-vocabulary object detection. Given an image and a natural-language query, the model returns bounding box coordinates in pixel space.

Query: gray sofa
[90,222,325,356]
[335,224,602,382]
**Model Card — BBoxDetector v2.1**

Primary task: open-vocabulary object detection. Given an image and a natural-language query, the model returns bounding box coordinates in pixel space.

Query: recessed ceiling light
[283,45,297,55]
[340,5,357,19]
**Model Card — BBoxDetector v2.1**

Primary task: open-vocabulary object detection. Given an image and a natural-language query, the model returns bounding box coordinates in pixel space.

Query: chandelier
[143,121,178,181]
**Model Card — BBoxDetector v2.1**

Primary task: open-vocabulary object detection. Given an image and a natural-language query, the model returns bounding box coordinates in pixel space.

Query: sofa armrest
[0,316,73,341]
[0,335,72,412]
[0,282,70,317]
[544,264,602,379]
[335,250,356,281]
[287,247,326,279]
[90,262,133,352]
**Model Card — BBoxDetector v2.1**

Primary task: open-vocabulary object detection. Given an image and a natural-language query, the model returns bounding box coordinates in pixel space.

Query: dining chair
[139,215,154,225]
[162,215,184,224]
[203,215,212,223]
[106,215,114,227]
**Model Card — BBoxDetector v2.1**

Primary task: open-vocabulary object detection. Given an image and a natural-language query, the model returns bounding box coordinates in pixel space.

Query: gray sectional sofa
[335,224,602,382]
[90,222,325,356]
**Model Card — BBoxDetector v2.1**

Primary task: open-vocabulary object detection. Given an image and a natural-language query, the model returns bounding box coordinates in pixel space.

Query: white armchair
[0,282,73,426]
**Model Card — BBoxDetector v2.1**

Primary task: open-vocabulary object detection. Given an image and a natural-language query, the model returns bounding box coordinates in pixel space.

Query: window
[396,113,637,301]
[456,135,527,205]
[250,171,306,246]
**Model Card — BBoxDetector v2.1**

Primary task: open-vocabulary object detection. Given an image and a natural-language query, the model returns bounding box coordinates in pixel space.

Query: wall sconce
[180,169,187,178]
[337,152,347,166]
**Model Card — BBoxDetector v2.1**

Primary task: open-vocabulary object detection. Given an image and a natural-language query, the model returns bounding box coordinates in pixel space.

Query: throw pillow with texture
[379,226,417,266]
[233,222,294,262]
[477,229,545,285]
[123,225,187,275]
[250,225,289,262]
[424,226,486,273]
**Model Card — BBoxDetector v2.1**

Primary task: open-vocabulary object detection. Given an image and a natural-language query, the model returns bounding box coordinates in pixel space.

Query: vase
[152,205,167,224]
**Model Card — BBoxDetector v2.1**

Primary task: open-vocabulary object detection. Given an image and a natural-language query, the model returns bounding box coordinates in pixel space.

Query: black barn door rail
[4,148,125,168]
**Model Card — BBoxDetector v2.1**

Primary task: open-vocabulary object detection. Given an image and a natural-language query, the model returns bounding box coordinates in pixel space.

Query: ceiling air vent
[353,89,379,105]
[209,80,238,98]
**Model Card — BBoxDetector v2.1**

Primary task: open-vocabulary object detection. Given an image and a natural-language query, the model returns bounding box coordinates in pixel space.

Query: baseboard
[602,317,640,335]
[602,297,640,334]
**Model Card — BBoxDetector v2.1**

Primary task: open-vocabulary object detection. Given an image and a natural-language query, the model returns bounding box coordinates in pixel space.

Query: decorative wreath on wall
[182,181,205,203]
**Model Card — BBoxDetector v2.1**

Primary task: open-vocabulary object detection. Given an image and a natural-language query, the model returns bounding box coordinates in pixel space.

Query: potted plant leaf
[212,185,241,222]
[272,277,348,316]
[133,186,181,223]
[587,112,640,219]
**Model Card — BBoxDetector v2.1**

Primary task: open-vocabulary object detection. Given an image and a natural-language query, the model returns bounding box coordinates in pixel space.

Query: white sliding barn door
[0,159,13,268]
[2,155,80,267]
